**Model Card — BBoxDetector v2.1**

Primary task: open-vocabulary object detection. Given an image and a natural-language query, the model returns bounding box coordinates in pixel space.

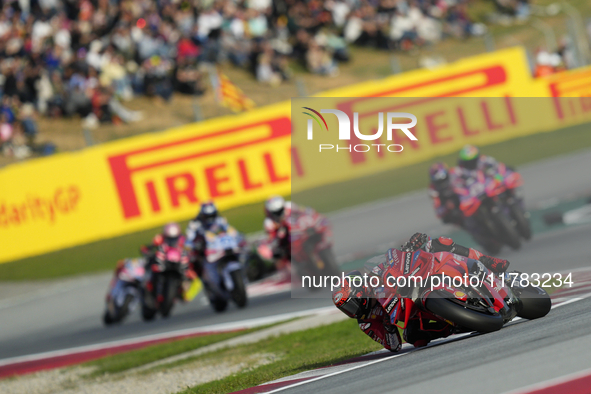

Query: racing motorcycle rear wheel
[424,290,504,333]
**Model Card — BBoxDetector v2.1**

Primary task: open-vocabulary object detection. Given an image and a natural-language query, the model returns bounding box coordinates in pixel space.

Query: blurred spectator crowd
[0,0,494,157]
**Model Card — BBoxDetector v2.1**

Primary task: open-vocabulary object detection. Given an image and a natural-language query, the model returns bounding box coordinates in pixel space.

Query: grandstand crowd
[0,0,571,159]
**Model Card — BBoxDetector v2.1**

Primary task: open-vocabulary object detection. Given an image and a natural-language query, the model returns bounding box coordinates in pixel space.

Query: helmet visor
[339,297,368,319]
[164,236,180,247]
[269,207,285,222]
[460,157,478,170]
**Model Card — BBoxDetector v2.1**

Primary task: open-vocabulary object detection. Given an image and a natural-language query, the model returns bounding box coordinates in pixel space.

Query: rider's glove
[400,233,429,252]
[479,255,510,274]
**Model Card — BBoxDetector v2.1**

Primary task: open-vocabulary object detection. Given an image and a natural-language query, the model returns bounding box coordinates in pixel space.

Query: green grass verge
[177,319,381,394]
[86,321,286,376]
[2,121,591,281]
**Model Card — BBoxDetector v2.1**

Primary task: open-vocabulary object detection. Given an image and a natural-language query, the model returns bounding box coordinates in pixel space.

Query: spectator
[0,113,14,154]
[306,38,339,76]
[0,0,491,160]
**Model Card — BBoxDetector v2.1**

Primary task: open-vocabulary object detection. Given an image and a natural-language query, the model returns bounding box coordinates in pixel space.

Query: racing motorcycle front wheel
[160,274,180,318]
[230,270,248,308]
[509,202,532,241]
[514,285,551,320]
[490,206,522,250]
[424,290,504,333]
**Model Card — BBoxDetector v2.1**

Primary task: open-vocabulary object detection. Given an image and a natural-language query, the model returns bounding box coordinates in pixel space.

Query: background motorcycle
[103,257,145,325]
[244,239,277,282]
[496,163,532,240]
[288,212,340,279]
[141,245,190,321]
[202,227,248,312]
[457,170,523,253]
[378,249,551,335]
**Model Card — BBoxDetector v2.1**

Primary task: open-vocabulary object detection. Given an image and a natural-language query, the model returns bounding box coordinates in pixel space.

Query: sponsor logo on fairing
[385,297,399,313]
[359,322,372,331]
[403,252,412,274]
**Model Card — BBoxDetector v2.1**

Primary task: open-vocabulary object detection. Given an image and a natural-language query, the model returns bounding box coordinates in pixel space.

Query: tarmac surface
[1,148,590,365]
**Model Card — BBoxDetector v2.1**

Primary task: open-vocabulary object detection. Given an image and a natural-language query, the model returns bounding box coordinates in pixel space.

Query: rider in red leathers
[263,196,333,272]
[263,196,293,267]
[332,233,510,351]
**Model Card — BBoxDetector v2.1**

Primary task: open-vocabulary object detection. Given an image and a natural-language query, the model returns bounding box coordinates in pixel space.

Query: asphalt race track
[1,149,591,367]
[269,297,591,394]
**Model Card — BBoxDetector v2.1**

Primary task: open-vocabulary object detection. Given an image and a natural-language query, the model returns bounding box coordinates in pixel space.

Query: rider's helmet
[429,162,450,188]
[458,145,480,170]
[332,271,372,319]
[197,201,218,229]
[162,222,182,247]
[265,195,286,223]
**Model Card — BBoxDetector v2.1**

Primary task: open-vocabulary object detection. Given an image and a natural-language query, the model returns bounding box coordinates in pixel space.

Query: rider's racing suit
[264,202,330,268]
[185,216,229,276]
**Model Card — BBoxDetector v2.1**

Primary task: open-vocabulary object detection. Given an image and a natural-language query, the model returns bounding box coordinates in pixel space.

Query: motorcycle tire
[141,304,157,321]
[490,208,522,250]
[516,286,551,320]
[425,290,504,333]
[230,270,248,308]
[476,208,500,240]
[317,247,340,276]
[479,239,502,255]
[103,310,115,326]
[510,203,532,241]
[211,298,228,313]
[160,275,180,318]
[246,254,266,282]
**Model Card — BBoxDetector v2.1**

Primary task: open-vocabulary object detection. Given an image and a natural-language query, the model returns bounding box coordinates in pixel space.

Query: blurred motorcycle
[103,258,145,325]
[141,243,191,321]
[289,211,339,279]
[456,169,523,252]
[202,226,248,312]
[496,163,531,240]
[244,240,276,282]
[376,248,551,335]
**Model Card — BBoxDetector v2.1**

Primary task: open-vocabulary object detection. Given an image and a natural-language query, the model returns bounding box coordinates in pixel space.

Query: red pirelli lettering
[205,163,233,198]
[108,117,290,219]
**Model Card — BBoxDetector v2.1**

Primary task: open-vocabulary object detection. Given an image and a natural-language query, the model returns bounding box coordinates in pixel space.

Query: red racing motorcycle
[267,209,339,280]
[141,243,191,321]
[456,168,527,252]
[374,248,551,335]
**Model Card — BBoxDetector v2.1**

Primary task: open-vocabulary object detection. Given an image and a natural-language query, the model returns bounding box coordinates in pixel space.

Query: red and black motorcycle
[374,248,551,335]
[456,168,528,253]
[141,242,190,321]
[280,210,340,279]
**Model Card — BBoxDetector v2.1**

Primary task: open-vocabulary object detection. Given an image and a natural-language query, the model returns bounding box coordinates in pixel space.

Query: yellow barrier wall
[2,46,591,263]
